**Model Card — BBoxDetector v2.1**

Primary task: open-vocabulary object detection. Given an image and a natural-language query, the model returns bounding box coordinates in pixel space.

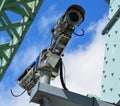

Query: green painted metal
[101,0,120,103]
[0,0,43,81]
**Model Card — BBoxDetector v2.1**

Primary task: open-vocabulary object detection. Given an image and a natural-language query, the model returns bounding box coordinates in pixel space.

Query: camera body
[52,5,85,40]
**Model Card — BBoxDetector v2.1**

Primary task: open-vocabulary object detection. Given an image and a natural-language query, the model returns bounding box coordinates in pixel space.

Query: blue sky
[0,0,109,106]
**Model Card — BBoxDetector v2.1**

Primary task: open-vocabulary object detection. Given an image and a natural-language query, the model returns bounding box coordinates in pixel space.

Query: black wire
[59,59,68,91]
[73,29,84,36]
[10,89,26,97]
[50,37,53,46]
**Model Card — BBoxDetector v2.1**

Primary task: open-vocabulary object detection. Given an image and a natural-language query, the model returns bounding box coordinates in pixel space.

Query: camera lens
[69,12,79,22]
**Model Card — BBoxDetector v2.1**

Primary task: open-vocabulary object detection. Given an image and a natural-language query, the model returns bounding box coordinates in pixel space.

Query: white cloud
[0,84,38,106]
[87,15,108,35]
[0,15,107,106]
[40,15,62,29]
[10,45,40,76]
[37,5,63,34]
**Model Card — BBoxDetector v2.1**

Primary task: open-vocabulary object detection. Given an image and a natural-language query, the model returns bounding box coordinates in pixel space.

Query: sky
[0,0,109,106]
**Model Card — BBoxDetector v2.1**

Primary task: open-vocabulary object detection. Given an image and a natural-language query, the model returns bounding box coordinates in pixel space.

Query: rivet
[114,44,117,47]
[104,75,107,78]
[108,34,110,37]
[112,58,115,62]
[104,57,106,60]
[103,70,105,74]
[111,73,114,76]
[110,88,113,91]
[118,94,120,97]
[115,31,118,34]
[101,85,104,88]
[107,47,109,51]
[103,90,105,93]
[105,61,108,64]
[111,9,113,12]
[105,43,108,46]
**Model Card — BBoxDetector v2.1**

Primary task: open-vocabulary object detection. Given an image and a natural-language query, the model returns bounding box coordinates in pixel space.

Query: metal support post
[40,97,50,106]
[38,69,51,106]
[39,69,51,84]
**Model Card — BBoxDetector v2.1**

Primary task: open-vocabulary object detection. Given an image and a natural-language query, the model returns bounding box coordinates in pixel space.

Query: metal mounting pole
[40,97,50,106]
[38,69,51,106]
[39,69,51,84]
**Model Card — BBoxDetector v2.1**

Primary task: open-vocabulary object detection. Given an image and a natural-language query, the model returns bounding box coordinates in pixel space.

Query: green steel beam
[101,0,120,103]
[102,7,120,35]
[0,0,43,81]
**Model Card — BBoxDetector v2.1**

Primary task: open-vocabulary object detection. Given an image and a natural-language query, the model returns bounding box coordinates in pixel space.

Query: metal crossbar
[0,0,43,81]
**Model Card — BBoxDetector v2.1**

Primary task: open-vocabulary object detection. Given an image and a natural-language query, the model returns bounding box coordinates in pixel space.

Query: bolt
[110,88,113,91]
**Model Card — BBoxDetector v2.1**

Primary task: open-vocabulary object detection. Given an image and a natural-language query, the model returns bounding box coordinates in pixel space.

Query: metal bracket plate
[30,82,118,106]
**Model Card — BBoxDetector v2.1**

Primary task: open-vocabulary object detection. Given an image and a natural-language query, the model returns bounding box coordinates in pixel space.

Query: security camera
[17,5,85,94]
[51,5,85,40]
[64,5,85,26]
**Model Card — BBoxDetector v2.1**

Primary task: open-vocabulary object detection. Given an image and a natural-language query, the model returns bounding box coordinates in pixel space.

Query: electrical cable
[73,29,84,36]
[50,37,53,46]
[59,59,68,90]
[62,61,66,85]
[26,67,33,78]
[10,89,26,97]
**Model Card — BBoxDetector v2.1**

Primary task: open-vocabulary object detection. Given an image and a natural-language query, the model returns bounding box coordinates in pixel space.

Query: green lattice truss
[0,0,43,81]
